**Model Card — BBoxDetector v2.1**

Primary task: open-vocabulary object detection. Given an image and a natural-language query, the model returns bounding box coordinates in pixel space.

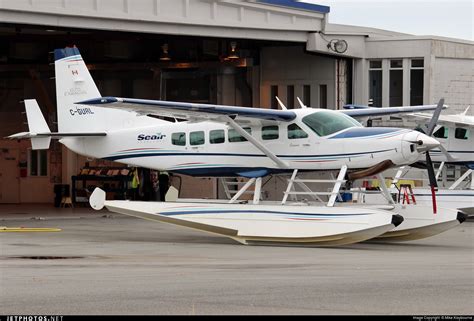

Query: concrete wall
[260,46,336,109]
[431,39,474,114]
[434,58,474,114]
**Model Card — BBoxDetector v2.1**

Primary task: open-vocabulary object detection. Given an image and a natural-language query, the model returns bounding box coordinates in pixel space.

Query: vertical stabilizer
[54,47,103,132]
[25,99,51,149]
[54,46,166,133]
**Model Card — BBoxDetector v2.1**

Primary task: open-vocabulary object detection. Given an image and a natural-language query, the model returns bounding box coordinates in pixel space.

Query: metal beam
[225,116,289,169]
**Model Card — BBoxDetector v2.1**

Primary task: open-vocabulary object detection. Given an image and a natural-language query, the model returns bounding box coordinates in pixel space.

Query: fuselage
[410,111,474,167]
[429,125,474,166]
[60,108,437,177]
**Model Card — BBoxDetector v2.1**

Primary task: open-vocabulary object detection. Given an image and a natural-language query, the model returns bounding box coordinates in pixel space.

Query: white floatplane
[8,46,467,246]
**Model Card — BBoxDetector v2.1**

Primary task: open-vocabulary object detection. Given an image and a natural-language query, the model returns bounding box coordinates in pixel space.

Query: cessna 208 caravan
[9,47,468,246]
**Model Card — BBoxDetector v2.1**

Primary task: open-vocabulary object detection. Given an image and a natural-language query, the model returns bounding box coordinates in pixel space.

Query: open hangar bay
[0,206,473,315]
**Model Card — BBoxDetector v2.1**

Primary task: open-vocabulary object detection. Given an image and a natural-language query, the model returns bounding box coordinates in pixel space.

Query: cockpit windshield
[302,111,362,137]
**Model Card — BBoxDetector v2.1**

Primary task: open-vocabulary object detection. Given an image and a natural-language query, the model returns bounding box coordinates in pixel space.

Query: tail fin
[25,99,51,149]
[7,100,51,149]
[54,46,160,132]
[54,47,114,133]
[7,99,107,149]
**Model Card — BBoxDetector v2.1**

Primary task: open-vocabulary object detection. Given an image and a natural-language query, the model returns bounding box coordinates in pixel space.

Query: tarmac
[0,204,473,315]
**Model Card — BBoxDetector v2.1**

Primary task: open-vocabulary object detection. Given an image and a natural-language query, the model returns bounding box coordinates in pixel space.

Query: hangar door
[0,148,20,203]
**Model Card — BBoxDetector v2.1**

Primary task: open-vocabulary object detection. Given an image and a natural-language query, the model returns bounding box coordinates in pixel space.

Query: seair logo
[69,107,94,116]
[138,133,166,141]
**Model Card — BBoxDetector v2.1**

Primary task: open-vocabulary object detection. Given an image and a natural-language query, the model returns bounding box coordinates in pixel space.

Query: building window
[287,124,308,139]
[29,150,47,176]
[287,85,294,109]
[303,85,311,107]
[270,85,278,109]
[411,59,424,68]
[410,59,424,105]
[262,126,279,140]
[209,129,225,144]
[319,84,327,109]
[228,127,251,142]
[172,132,186,146]
[455,128,469,140]
[389,59,403,106]
[190,131,205,145]
[369,60,382,107]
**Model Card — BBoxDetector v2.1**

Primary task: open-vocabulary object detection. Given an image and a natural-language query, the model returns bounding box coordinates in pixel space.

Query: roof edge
[255,0,330,14]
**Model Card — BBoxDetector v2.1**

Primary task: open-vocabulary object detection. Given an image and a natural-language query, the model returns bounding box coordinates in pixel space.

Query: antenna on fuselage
[275,96,287,110]
[462,106,470,116]
[296,97,307,109]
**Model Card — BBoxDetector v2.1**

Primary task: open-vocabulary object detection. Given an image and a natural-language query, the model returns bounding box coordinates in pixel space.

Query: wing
[408,113,474,128]
[77,97,296,122]
[341,104,447,118]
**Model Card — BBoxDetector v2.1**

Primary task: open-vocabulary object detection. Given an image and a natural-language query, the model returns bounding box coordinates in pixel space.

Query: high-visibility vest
[131,168,140,188]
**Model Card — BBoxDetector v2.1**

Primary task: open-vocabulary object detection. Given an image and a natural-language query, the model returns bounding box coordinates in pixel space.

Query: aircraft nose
[413,133,440,152]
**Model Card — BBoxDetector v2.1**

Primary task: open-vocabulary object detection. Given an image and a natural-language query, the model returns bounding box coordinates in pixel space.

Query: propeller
[426,98,444,137]
[407,99,444,213]
[424,98,444,214]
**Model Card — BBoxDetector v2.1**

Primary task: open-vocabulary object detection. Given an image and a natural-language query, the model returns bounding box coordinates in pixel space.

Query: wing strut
[225,116,289,169]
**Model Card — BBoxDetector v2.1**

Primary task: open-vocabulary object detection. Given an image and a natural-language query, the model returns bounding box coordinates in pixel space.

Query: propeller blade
[425,152,438,188]
[425,151,438,214]
[426,98,445,136]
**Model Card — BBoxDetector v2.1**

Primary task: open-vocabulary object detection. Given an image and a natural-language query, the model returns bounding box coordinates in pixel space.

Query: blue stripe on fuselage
[103,149,395,162]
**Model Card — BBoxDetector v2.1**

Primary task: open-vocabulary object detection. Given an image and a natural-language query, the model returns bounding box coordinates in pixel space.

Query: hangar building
[0,0,473,203]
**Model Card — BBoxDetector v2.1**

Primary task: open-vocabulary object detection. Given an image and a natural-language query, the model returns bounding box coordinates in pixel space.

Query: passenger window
[433,126,448,139]
[171,132,186,146]
[210,129,225,144]
[262,126,279,140]
[228,127,251,142]
[190,131,205,145]
[288,124,308,139]
[455,128,469,140]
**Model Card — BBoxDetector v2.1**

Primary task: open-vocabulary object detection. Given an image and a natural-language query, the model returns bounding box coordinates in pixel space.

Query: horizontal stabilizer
[7,131,106,150]
[7,132,106,139]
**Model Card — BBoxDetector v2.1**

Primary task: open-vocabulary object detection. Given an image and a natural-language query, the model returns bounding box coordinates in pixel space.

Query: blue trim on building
[257,0,330,13]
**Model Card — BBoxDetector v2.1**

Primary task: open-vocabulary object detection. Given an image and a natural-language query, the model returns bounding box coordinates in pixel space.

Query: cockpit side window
[288,124,308,139]
[433,126,448,139]
[302,111,361,137]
